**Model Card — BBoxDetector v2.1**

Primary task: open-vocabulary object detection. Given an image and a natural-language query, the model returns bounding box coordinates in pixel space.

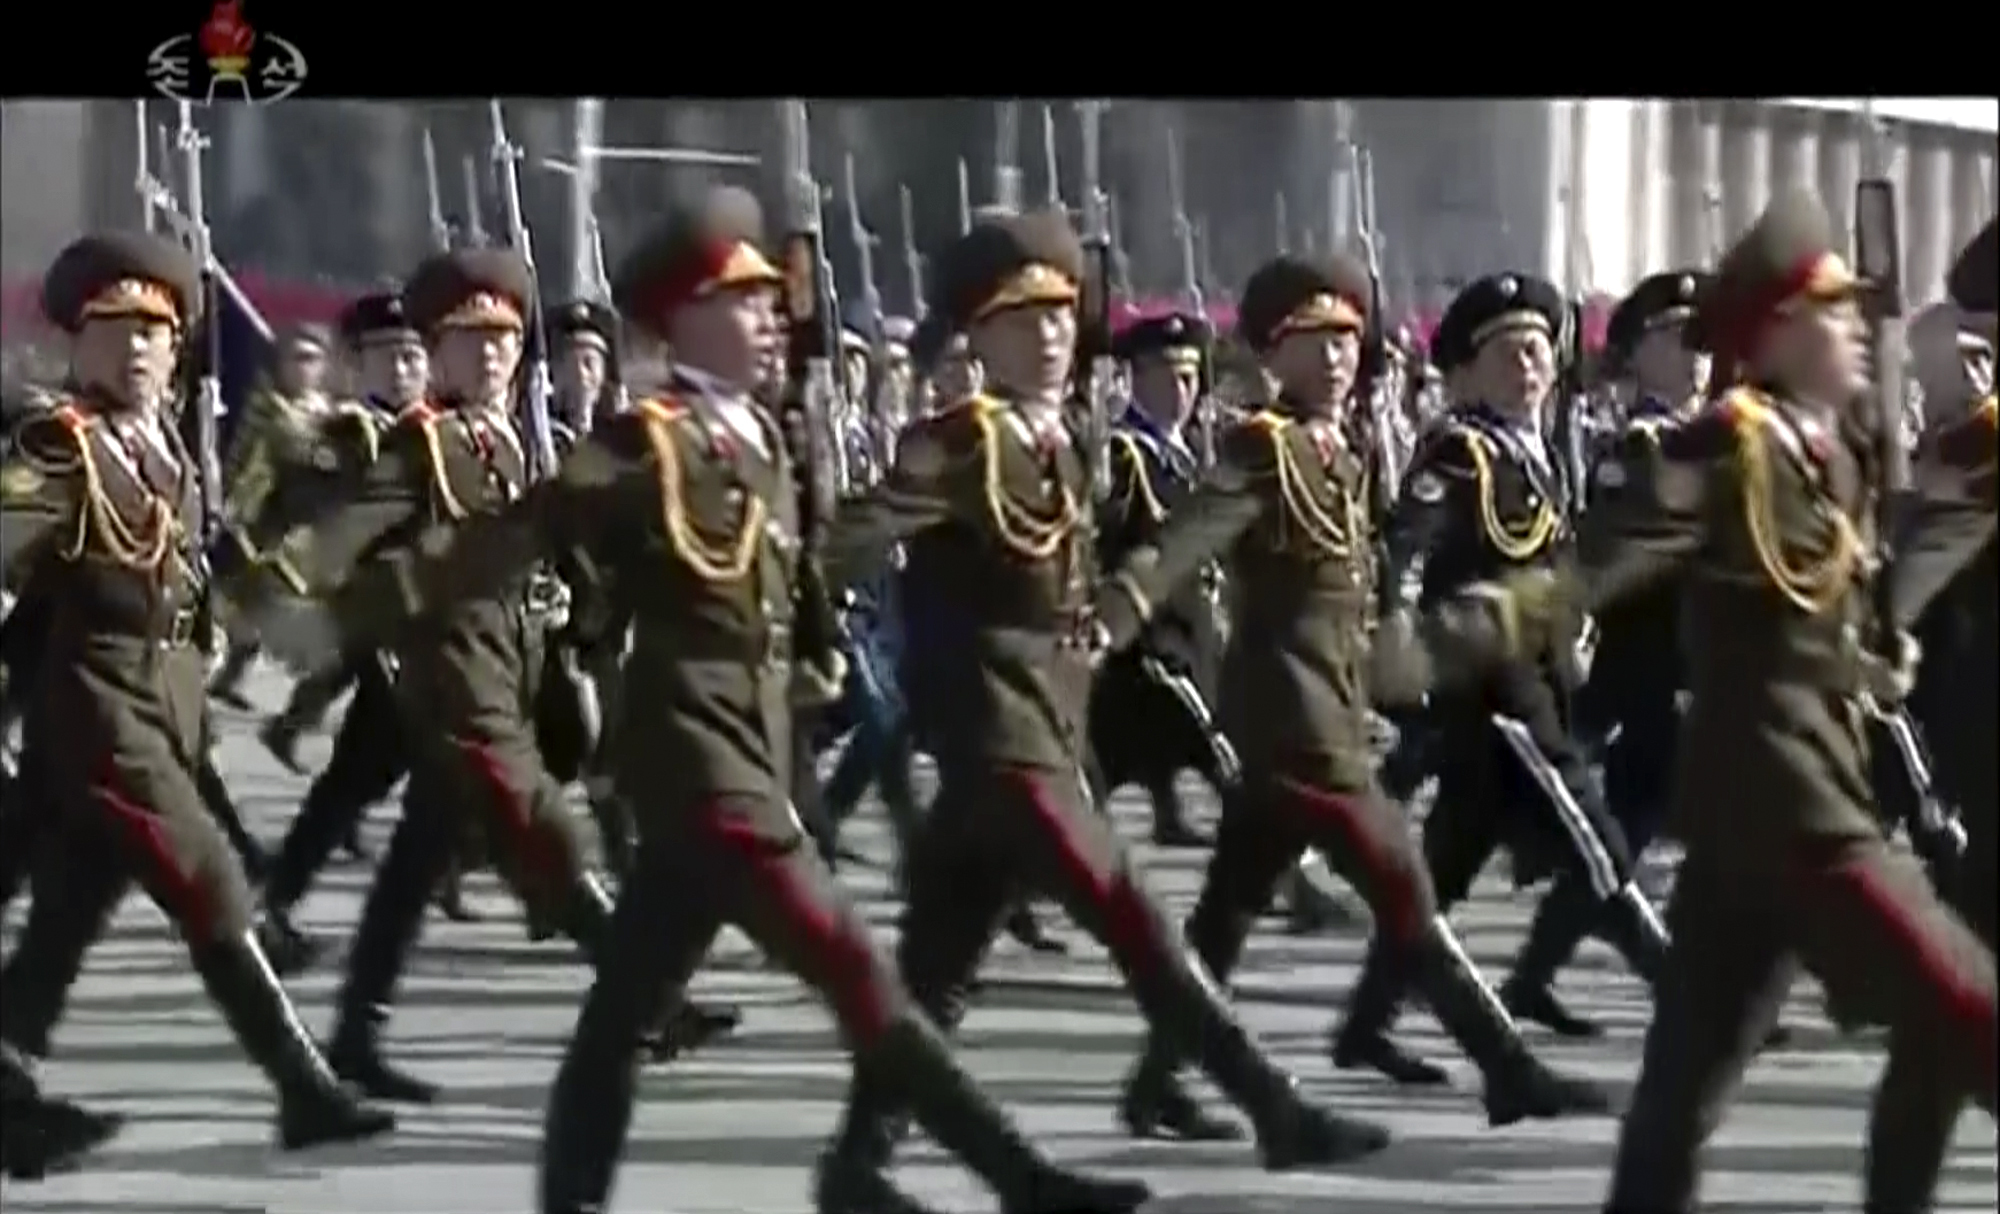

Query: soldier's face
[433,325,523,404]
[670,284,781,392]
[1632,325,1705,401]
[358,338,428,407]
[935,336,981,404]
[1469,327,1554,414]
[557,341,607,407]
[1268,326,1360,413]
[1772,297,1867,405]
[1132,354,1200,428]
[971,303,1075,402]
[279,340,328,396]
[74,315,178,410]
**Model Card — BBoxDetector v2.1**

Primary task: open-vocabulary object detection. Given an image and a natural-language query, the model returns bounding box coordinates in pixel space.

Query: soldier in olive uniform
[551,298,620,441]
[1893,216,1996,951]
[1504,269,1713,1035]
[820,213,1393,1192]
[1560,190,1998,1213]
[266,187,1151,1214]
[211,321,335,708]
[1093,254,1605,1140]
[1342,273,1673,1052]
[249,291,429,971]
[288,250,626,1105]
[0,232,393,1152]
[1089,312,1226,847]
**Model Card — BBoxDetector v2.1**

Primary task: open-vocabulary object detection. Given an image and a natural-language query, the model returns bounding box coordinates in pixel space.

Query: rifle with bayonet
[462,154,488,248]
[1854,168,1965,889]
[1039,105,1062,213]
[486,100,559,485]
[422,128,452,252]
[1074,101,1115,491]
[898,184,925,322]
[956,158,973,235]
[993,103,1024,214]
[779,100,846,539]
[1165,126,1217,470]
[1349,142,1400,518]
[842,152,896,477]
[176,103,224,655]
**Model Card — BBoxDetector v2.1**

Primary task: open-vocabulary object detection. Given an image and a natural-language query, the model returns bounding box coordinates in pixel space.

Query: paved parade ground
[4,668,1995,1213]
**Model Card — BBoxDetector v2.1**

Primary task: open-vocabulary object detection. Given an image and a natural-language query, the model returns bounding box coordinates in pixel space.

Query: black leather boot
[1003,903,1067,955]
[1,1041,123,1181]
[190,930,396,1150]
[1501,880,1606,1039]
[1282,855,1362,935]
[328,854,439,1104]
[1410,916,1611,1126]
[1148,783,1211,848]
[1332,938,1450,1086]
[256,909,325,979]
[868,1017,1152,1214]
[539,986,645,1214]
[1117,1038,1244,1141]
[817,1066,944,1214]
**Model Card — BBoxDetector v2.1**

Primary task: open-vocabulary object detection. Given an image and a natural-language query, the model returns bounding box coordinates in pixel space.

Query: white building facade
[1350,98,1997,308]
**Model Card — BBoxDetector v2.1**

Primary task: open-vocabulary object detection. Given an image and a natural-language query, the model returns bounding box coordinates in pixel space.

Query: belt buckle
[764,620,793,669]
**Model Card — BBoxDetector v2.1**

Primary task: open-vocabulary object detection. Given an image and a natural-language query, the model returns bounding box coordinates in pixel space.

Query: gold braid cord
[969,397,1077,560]
[1249,411,1363,557]
[406,404,475,523]
[1723,390,1860,615]
[1108,431,1166,522]
[1459,428,1557,560]
[637,397,766,584]
[49,406,176,573]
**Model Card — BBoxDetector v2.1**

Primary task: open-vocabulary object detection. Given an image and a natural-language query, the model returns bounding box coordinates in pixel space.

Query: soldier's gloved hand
[1859,630,1922,704]
[255,597,343,677]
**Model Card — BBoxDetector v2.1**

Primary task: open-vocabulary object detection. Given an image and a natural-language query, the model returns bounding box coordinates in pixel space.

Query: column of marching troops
[0,173,1993,1214]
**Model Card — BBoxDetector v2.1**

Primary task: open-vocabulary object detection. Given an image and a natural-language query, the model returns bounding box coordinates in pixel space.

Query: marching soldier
[1,1037,123,1180]
[1503,268,1712,1035]
[1341,272,1673,1053]
[1089,312,1226,848]
[251,290,429,971]
[1572,189,1996,1214]
[0,231,393,1152]
[288,249,625,1105]
[1093,253,1604,1140]
[265,186,1151,1214]
[550,297,619,441]
[1893,215,1996,951]
[210,321,335,708]
[820,212,1393,1193]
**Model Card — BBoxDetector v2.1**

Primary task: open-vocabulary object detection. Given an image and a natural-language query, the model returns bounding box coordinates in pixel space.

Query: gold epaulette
[1717,386,1859,614]
[399,401,470,521]
[634,393,763,583]
[1107,430,1165,522]
[962,393,1077,559]
[1448,418,1555,560]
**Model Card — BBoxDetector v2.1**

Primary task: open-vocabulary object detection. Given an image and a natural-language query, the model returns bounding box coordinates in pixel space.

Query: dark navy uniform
[1342,273,1671,1052]
[1508,269,1712,1034]
[1088,312,1231,846]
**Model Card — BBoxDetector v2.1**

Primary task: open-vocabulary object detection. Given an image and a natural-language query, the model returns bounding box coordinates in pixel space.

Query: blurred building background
[5,97,1995,344]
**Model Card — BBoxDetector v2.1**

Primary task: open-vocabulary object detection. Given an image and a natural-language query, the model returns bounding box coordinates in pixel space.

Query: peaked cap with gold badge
[41,230,200,334]
[1430,272,1564,373]
[402,247,535,335]
[1235,254,1371,354]
[1604,269,1711,368]
[1690,188,1859,368]
[932,209,1084,334]
[1113,312,1211,369]
[1947,215,1995,316]
[610,186,784,339]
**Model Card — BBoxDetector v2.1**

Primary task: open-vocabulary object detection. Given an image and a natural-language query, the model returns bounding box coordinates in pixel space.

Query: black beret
[932,209,1083,333]
[611,187,783,336]
[1947,215,1995,315]
[1430,272,1564,372]
[402,248,534,334]
[551,299,617,351]
[1694,188,1857,363]
[338,291,418,347]
[41,231,200,334]
[1235,254,1370,352]
[1113,312,1211,364]
[1605,270,1709,363]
